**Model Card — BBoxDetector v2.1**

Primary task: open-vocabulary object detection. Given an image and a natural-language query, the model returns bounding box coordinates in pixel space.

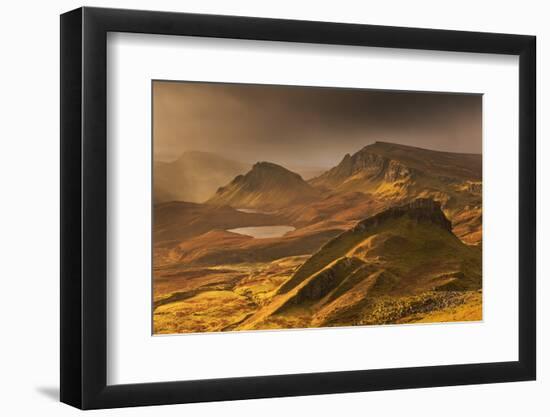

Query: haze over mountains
[155,152,328,204]
[154,151,250,203]
[153,141,483,334]
[155,142,482,244]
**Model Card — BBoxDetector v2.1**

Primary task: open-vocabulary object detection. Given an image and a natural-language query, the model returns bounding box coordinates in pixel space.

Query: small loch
[227,225,296,239]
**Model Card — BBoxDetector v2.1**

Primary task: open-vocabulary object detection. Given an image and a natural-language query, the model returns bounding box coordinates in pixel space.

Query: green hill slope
[239,198,481,330]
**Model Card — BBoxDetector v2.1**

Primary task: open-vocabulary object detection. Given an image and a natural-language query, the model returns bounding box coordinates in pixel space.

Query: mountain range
[310,141,482,244]
[154,151,329,204]
[160,142,481,244]
[153,141,483,333]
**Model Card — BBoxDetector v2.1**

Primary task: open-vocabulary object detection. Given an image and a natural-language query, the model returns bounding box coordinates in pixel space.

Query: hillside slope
[239,199,481,330]
[310,142,482,244]
[207,162,321,210]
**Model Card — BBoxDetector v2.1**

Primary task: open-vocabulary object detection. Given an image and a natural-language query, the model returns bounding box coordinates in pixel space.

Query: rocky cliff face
[311,146,414,189]
[308,141,482,244]
[310,141,481,192]
[466,181,482,194]
[352,198,452,234]
[384,159,413,182]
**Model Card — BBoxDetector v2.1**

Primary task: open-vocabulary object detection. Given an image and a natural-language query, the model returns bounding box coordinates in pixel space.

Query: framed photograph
[60,7,536,409]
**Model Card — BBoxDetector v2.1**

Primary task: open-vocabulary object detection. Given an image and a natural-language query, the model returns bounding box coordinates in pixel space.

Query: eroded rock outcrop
[352,198,452,234]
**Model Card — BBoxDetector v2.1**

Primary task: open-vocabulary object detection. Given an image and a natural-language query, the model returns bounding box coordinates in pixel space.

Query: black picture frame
[60,6,536,410]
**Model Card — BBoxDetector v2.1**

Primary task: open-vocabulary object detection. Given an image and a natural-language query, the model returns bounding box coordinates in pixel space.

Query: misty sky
[153,81,482,169]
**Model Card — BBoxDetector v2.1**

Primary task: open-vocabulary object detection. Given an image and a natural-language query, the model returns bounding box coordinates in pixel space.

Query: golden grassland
[153,228,482,334]
[153,210,482,334]
[154,257,306,334]
[154,264,482,333]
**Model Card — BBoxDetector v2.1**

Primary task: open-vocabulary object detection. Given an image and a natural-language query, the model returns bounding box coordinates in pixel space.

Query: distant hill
[239,199,481,329]
[207,162,321,210]
[154,151,250,203]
